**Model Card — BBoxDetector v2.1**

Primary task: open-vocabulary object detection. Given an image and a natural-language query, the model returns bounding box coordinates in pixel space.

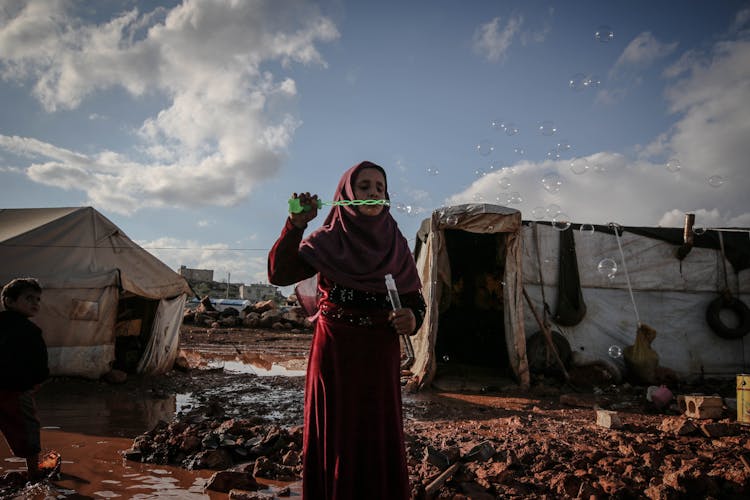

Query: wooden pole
[523,287,569,380]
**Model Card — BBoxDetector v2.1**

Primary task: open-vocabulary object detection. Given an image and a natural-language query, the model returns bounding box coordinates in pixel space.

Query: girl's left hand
[389,308,416,336]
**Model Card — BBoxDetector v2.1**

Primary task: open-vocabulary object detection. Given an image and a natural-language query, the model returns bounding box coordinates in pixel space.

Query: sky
[1,0,749,290]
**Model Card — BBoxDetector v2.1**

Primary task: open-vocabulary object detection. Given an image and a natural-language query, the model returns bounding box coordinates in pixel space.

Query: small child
[0,278,49,481]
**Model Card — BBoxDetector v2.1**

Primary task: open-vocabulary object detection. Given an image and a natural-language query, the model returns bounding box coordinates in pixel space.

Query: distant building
[178,265,214,282]
[240,283,280,302]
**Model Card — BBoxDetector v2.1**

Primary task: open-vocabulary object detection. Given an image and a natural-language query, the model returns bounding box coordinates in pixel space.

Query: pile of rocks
[183,297,311,331]
[123,411,303,494]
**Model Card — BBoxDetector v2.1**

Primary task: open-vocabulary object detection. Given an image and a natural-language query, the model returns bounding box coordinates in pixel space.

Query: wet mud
[2,326,749,499]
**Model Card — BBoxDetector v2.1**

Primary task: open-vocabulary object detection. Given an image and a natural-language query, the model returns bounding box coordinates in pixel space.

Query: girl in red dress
[268,161,425,499]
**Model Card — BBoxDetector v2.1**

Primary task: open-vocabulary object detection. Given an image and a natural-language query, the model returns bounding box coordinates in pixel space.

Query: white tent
[412,204,750,390]
[0,207,192,378]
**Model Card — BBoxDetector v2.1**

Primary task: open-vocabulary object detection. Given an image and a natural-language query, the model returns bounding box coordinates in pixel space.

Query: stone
[596,409,622,429]
[205,470,260,493]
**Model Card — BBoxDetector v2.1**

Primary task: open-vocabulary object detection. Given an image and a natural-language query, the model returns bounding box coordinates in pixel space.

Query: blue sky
[1,0,749,288]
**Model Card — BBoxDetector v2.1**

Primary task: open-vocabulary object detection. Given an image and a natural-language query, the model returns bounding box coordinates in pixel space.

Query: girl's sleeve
[402,290,427,334]
[267,218,317,286]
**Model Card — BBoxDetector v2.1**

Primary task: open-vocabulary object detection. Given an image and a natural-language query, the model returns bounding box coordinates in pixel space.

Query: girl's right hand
[290,192,319,229]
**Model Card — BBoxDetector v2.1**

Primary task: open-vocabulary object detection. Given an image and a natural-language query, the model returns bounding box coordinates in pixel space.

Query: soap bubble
[569,73,587,91]
[556,141,572,154]
[584,75,601,88]
[597,258,618,279]
[476,140,494,156]
[474,167,486,177]
[665,158,681,173]
[569,157,590,175]
[546,148,562,161]
[546,204,561,218]
[608,345,622,359]
[531,206,547,219]
[442,355,451,362]
[490,119,505,131]
[552,213,571,231]
[693,226,706,236]
[487,225,494,231]
[707,175,725,187]
[542,173,564,194]
[445,215,459,226]
[595,25,614,43]
[592,162,608,173]
[504,123,519,136]
[539,120,558,136]
[497,177,511,190]
[513,145,526,156]
[579,223,596,234]
[426,166,440,176]
[473,193,485,202]
[507,192,523,204]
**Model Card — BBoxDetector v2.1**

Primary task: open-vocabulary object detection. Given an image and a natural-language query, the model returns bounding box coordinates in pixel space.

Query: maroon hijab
[298,161,421,294]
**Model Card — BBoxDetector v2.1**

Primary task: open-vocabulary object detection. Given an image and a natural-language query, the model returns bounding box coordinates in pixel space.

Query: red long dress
[269,219,425,500]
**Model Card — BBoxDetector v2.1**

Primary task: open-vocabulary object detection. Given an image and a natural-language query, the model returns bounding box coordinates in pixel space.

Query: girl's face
[353,167,386,216]
[6,289,42,318]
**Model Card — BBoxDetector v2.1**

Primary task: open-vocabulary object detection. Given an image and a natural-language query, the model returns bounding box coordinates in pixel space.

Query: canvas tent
[412,203,750,391]
[0,207,192,378]
[412,204,530,390]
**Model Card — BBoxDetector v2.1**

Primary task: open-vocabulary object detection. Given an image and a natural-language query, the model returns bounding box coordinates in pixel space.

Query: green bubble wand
[288,198,390,214]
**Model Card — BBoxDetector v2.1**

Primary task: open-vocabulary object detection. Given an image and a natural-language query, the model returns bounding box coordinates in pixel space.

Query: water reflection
[180,348,307,377]
[36,380,176,438]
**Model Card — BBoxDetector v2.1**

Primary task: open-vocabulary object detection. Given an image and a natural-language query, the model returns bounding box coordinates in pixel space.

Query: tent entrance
[433,230,513,391]
[113,294,159,373]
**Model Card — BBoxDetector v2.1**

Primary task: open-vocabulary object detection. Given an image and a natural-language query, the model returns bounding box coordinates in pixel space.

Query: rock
[122,448,142,461]
[174,356,191,372]
[659,416,699,436]
[253,456,298,481]
[699,422,740,438]
[596,409,622,429]
[464,441,495,462]
[253,300,277,313]
[205,470,260,493]
[191,449,233,470]
[198,296,216,312]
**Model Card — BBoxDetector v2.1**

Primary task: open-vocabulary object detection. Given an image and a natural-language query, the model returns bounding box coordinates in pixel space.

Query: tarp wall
[522,223,750,378]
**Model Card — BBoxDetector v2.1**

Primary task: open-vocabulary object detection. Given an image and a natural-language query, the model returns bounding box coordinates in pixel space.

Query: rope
[611,223,641,326]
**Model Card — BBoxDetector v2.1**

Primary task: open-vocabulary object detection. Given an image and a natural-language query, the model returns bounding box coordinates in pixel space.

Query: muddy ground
[159,326,750,498]
[5,325,750,499]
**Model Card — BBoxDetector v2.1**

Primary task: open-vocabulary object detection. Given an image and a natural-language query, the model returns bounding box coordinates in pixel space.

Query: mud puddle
[1,350,307,499]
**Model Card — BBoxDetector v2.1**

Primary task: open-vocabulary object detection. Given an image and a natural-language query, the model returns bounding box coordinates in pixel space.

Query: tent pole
[522,287,569,381]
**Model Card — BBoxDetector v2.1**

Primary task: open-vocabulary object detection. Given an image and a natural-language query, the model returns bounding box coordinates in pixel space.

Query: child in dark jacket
[0,278,49,481]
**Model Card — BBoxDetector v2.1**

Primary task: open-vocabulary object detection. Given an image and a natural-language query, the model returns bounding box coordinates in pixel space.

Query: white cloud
[520,7,552,46]
[449,32,750,229]
[472,15,523,63]
[0,0,339,214]
[612,32,679,74]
